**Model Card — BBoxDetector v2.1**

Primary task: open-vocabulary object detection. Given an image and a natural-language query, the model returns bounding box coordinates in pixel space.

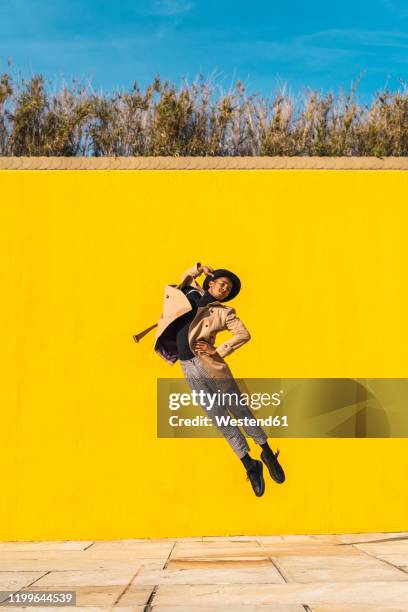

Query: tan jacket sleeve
[215,308,251,358]
[178,262,203,289]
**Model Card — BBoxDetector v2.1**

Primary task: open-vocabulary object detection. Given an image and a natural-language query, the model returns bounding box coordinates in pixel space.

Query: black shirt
[174,289,217,360]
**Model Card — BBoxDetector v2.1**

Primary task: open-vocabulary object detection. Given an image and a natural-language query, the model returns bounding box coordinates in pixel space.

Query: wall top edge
[1,156,408,170]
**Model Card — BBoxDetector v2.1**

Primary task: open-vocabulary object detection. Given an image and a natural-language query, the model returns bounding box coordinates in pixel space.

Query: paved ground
[1,533,408,611]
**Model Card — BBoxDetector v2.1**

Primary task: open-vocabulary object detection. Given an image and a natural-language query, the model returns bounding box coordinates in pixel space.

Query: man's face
[208,276,233,301]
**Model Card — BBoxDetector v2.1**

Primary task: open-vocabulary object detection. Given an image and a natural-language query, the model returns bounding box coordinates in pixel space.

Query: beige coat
[153,263,251,380]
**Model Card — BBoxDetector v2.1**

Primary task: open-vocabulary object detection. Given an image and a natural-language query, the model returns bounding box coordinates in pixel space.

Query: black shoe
[261,448,285,484]
[246,460,265,497]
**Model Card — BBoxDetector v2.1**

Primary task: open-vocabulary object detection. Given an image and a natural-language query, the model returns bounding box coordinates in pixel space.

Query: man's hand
[194,340,217,355]
[198,264,214,277]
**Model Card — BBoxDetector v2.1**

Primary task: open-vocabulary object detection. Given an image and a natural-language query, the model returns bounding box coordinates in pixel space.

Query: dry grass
[1,70,408,156]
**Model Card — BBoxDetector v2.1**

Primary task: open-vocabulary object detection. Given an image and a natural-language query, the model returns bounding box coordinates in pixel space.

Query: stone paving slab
[0,608,145,612]
[167,558,273,569]
[152,581,408,606]
[89,541,173,552]
[257,535,343,543]
[0,559,159,572]
[0,571,45,591]
[17,584,151,607]
[151,606,305,611]
[337,533,408,544]
[32,568,138,587]
[133,565,285,585]
[171,543,361,559]
[170,544,250,552]
[0,533,407,609]
[0,551,168,563]
[0,541,93,551]
[258,544,360,557]
[355,541,408,556]
[379,555,408,568]
[312,607,408,612]
[274,553,408,583]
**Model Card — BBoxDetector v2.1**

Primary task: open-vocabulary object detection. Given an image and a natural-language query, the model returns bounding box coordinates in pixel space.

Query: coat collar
[176,284,229,309]
[197,299,229,309]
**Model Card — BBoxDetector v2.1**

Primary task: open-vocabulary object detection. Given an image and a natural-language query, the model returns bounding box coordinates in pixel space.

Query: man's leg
[219,378,268,445]
[179,357,265,496]
[220,377,286,484]
[180,357,250,459]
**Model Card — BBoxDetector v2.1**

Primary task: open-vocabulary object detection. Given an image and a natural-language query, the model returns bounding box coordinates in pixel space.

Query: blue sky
[1,0,407,102]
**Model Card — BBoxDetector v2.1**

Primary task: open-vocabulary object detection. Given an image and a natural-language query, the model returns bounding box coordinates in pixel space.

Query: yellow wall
[1,169,408,540]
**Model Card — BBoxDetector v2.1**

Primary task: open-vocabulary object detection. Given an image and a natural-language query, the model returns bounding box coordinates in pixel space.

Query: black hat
[203,268,241,302]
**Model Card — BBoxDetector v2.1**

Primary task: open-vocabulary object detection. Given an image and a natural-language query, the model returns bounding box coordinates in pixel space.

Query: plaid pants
[179,355,267,459]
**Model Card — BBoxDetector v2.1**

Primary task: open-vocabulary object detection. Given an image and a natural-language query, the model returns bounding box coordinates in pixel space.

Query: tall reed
[1,70,407,156]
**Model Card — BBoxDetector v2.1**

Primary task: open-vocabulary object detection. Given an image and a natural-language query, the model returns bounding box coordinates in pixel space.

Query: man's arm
[215,308,251,358]
[178,262,214,290]
[179,262,202,288]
